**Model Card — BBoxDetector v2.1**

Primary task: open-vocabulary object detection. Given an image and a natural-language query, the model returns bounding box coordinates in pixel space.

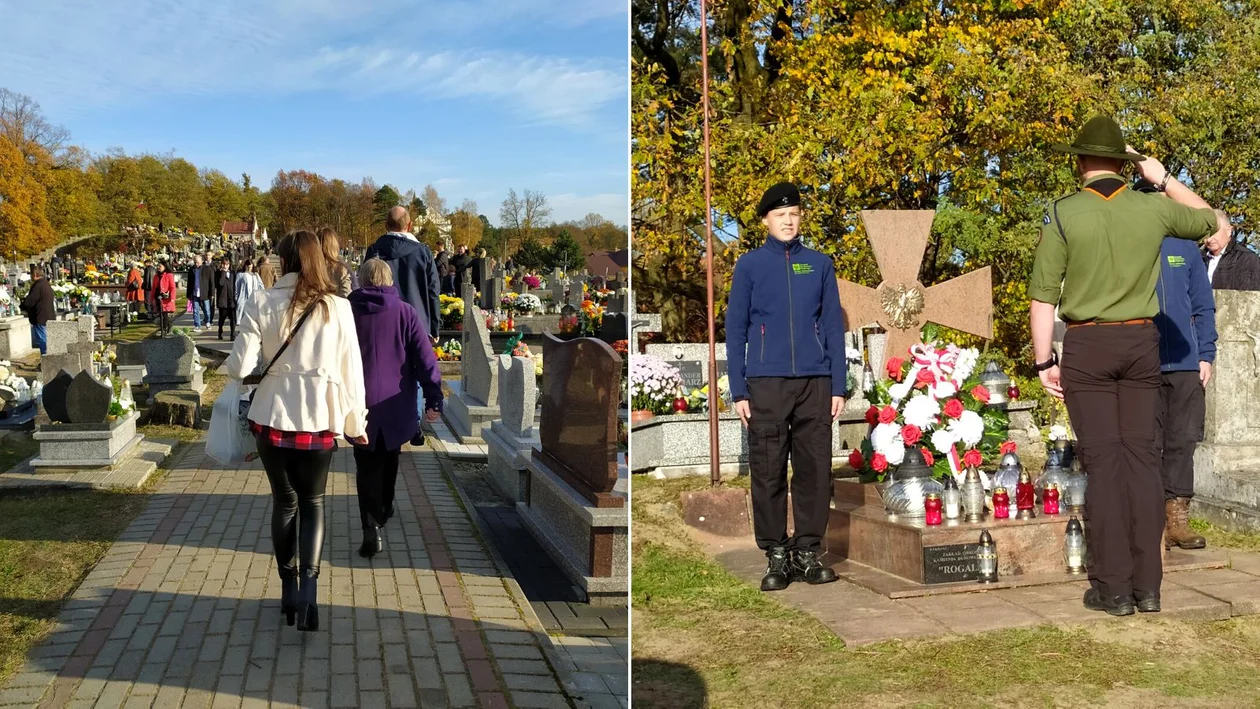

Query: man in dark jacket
[1203,211,1260,291]
[142,260,156,318]
[213,257,237,340]
[726,182,847,592]
[450,245,471,288]
[186,255,215,331]
[1154,234,1215,551]
[435,248,452,296]
[21,266,55,354]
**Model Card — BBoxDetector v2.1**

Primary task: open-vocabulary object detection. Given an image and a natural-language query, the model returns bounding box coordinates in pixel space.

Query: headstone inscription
[533,334,623,507]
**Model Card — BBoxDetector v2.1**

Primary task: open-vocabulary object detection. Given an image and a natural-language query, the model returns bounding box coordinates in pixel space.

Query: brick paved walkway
[0,443,613,708]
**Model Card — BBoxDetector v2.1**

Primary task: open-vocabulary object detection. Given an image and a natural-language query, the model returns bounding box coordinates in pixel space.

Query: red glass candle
[1016,480,1035,512]
[1043,484,1060,515]
[992,487,1010,519]
[924,493,942,525]
[1008,383,1021,400]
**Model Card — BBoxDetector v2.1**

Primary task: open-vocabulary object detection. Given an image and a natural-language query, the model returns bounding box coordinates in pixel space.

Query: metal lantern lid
[998,452,1021,470]
[942,473,958,490]
[964,466,981,484]
[895,446,934,479]
[1066,516,1083,535]
[979,529,995,547]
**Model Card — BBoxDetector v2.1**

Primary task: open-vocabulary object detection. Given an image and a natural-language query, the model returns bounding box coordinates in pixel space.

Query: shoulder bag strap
[242,300,320,385]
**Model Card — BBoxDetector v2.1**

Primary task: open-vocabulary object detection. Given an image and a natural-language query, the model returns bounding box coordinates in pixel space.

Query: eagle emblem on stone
[879,283,925,331]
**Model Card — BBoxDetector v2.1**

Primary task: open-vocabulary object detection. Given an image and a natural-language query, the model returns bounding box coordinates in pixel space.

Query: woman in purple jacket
[348,258,445,557]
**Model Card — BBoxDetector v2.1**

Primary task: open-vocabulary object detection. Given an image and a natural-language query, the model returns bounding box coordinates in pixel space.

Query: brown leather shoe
[1165,498,1207,550]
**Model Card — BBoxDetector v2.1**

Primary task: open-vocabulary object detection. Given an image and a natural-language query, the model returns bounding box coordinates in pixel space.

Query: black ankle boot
[760,546,792,592]
[1133,590,1161,613]
[359,526,383,558]
[278,565,298,627]
[1084,588,1135,616]
[792,549,838,585]
[296,567,320,631]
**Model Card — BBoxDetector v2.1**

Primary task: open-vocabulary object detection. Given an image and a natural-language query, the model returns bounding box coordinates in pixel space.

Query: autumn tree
[449,199,483,248]
[498,188,552,260]
[0,135,54,256]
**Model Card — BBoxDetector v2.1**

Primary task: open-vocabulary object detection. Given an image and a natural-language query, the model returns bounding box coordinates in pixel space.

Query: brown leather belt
[1065,318,1153,329]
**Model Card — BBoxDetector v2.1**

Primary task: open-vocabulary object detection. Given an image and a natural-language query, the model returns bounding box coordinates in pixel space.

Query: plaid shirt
[250,422,337,451]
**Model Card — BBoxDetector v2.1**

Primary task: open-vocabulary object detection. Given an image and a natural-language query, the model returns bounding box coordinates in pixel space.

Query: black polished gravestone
[66,370,113,424]
[676,359,727,391]
[42,370,74,424]
[598,312,627,345]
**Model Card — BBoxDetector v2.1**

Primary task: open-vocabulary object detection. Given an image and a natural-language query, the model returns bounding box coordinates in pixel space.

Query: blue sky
[0,0,629,226]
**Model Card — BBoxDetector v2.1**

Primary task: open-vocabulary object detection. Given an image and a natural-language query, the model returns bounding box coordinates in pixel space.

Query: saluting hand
[1128,145,1168,185]
[1040,365,1064,400]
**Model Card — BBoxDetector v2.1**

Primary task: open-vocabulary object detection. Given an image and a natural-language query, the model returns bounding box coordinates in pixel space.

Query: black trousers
[353,438,400,529]
[746,376,832,552]
[218,309,236,339]
[157,311,172,336]
[1061,322,1164,597]
[1156,370,1205,500]
[257,438,334,572]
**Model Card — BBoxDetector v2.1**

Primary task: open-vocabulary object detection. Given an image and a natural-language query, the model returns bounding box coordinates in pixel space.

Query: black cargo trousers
[745,376,833,553]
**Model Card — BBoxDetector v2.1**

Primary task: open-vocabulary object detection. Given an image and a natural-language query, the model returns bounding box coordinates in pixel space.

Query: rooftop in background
[586,249,628,276]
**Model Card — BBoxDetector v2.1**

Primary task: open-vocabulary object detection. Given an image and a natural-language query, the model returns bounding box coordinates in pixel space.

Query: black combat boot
[1133,590,1161,613]
[760,546,792,592]
[1083,588,1135,616]
[792,549,838,585]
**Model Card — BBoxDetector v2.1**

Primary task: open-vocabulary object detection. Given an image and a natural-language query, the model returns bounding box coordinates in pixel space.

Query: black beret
[756,182,800,217]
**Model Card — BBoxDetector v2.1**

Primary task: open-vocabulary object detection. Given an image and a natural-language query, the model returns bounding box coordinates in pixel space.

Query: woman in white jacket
[224,230,368,632]
[234,260,264,323]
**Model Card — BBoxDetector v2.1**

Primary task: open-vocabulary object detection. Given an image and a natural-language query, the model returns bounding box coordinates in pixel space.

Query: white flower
[948,410,985,447]
[902,395,940,430]
[930,380,957,399]
[884,441,906,466]
[870,423,903,456]
[1049,424,1068,441]
[931,428,961,456]
[952,348,979,385]
[888,380,913,402]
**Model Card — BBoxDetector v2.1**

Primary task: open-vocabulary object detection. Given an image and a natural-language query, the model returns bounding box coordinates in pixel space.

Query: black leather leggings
[257,438,333,571]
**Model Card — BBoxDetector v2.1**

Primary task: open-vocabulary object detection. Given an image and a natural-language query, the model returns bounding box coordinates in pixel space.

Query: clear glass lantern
[978,361,1011,407]
[1064,457,1088,514]
[962,467,986,522]
[1035,450,1071,504]
[883,447,945,519]
[992,451,1022,496]
[942,474,962,520]
[1064,517,1086,574]
[977,530,999,583]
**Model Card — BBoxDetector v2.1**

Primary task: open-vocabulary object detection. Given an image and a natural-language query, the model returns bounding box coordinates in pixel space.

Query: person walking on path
[153,260,177,337]
[1152,225,1215,551]
[125,262,144,318]
[187,255,214,332]
[214,256,237,340]
[224,230,368,632]
[1029,115,1218,616]
[142,259,156,317]
[318,227,353,297]
[258,253,277,289]
[435,247,452,295]
[20,266,54,354]
[726,182,847,592]
[347,258,444,558]
[234,260,264,324]
[364,206,441,446]
[1202,210,1260,290]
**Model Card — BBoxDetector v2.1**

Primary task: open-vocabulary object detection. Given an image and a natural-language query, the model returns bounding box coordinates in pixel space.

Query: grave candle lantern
[977,530,999,583]
[924,493,942,525]
[962,467,985,523]
[992,487,1010,519]
[1064,516,1086,574]
[1015,469,1036,519]
[1043,483,1061,515]
[942,474,962,520]
[1064,458,1088,514]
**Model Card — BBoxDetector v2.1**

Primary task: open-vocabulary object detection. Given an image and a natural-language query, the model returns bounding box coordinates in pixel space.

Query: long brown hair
[276,230,334,324]
[317,226,347,279]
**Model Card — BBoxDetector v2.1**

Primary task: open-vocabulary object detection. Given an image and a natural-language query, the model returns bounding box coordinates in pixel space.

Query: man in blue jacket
[727,182,847,592]
[1154,232,1215,550]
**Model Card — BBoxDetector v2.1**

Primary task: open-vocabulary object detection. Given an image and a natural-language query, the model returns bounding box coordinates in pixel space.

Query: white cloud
[546,192,628,225]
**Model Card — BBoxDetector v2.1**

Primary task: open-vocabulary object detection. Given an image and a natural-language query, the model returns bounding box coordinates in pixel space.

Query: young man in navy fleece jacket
[726,182,848,592]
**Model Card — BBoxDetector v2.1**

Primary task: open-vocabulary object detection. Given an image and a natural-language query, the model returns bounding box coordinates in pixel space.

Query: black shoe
[410,430,426,447]
[1083,588,1135,616]
[1133,590,1161,613]
[792,549,838,585]
[278,565,298,627]
[760,546,792,592]
[296,567,320,631]
[359,526,383,558]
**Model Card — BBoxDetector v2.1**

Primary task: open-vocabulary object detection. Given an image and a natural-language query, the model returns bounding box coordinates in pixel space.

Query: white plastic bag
[206,379,256,464]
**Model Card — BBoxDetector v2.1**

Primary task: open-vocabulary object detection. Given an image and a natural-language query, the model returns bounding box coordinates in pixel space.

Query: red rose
[1000,440,1017,455]
[943,399,964,419]
[865,405,880,427]
[848,450,865,470]
[963,448,983,468]
[900,424,922,446]
[886,357,905,381]
[915,368,935,386]
[878,406,897,425]
[971,385,991,403]
[921,448,935,466]
[871,453,888,473]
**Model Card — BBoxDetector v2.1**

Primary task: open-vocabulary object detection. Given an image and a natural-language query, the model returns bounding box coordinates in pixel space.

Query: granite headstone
[45,320,79,355]
[461,283,499,407]
[42,370,74,424]
[498,355,536,438]
[144,335,196,377]
[598,312,627,345]
[66,370,112,424]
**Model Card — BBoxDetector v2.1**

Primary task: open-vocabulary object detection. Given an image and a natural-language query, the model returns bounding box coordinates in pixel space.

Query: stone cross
[837,210,993,377]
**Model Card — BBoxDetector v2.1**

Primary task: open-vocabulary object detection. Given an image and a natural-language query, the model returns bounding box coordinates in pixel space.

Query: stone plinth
[32,412,142,468]
[518,452,628,606]
[444,380,499,444]
[0,316,34,360]
[485,422,538,503]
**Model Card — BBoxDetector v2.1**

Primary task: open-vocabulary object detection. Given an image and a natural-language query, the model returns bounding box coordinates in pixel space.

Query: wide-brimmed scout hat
[1051,115,1145,162]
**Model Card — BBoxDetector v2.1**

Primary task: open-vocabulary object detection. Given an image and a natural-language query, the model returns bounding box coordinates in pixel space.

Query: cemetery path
[0,443,622,708]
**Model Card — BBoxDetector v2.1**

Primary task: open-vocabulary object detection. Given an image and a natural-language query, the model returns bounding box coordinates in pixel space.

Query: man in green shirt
[1029,115,1217,616]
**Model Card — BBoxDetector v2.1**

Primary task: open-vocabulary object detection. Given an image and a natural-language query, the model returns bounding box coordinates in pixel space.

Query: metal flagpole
[699,0,720,488]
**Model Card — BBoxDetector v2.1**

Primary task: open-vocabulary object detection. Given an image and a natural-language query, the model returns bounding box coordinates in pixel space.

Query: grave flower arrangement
[500,292,542,315]
[439,294,464,329]
[630,355,684,414]
[685,374,730,413]
[579,299,604,337]
[435,340,462,361]
[523,274,543,290]
[851,342,1009,483]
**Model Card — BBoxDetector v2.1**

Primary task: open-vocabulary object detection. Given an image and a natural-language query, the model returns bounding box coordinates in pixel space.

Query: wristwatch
[1158,172,1173,192]
[1033,351,1058,372]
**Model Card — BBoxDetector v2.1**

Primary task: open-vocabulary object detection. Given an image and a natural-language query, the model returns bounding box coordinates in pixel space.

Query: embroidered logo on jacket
[1167,255,1186,268]
[791,263,814,275]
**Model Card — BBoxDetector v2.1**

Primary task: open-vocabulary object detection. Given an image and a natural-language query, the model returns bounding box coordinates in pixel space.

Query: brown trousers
[1061,322,1164,597]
